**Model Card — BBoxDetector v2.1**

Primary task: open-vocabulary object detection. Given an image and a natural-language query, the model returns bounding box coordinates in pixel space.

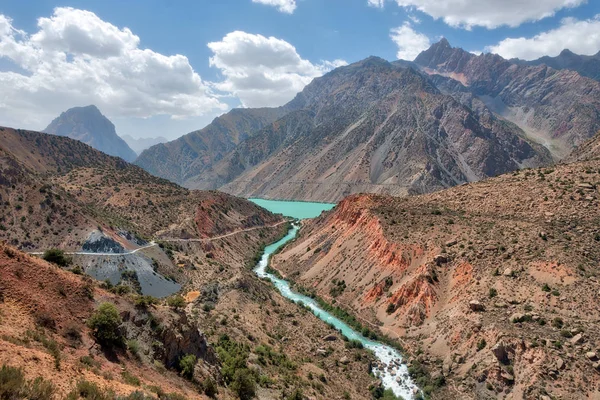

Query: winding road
[28,220,289,257]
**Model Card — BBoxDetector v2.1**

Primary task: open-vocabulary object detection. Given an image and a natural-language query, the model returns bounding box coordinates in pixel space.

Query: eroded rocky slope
[219,58,551,202]
[414,39,600,158]
[273,157,600,399]
[134,107,291,186]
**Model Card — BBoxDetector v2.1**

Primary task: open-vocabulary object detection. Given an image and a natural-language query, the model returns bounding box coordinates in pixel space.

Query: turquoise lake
[251,199,418,398]
[248,198,335,219]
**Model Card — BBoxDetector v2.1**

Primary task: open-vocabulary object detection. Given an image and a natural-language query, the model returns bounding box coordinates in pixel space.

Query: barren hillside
[273,157,600,399]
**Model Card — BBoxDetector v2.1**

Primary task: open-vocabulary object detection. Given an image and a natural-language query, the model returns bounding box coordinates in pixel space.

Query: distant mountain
[414,39,600,158]
[44,105,137,162]
[121,134,167,155]
[512,49,600,82]
[134,107,292,186]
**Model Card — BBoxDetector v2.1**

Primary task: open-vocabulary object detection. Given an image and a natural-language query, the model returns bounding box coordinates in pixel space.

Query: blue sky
[0,0,599,140]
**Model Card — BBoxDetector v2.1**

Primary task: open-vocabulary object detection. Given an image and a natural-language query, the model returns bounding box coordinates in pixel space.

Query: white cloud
[486,15,600,60]
[390,23,430,61]
[0,8,227,130]
[372,0,586,29]
[367,0,385,8]
[208,31,347,108]
[252,0,297,14]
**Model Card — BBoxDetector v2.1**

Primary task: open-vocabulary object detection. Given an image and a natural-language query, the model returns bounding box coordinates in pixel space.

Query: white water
[254,224,419,399]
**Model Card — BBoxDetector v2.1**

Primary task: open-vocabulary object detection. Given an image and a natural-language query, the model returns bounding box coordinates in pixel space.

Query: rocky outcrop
[44,105,137,162]
[160,312,218,369]
[82,230,125,253]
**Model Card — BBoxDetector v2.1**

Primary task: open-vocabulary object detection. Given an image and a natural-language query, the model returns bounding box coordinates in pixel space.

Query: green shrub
[121,370,140,386]
[552,317,564,329]
[286,389,303,400]
[542,283,551,292]
[203,377,218,398]
[42,249,71,267]
[167,295,186,309]
[477,338,487,351]
[488,288,497,298]
[0,365,25,398]
[69,380,113,400]
[87,303,124,347]
[134,295,158,308]
[230,369,256,400]
[178,354,197,380]
[26,377,55,400]
[127,340,140,358]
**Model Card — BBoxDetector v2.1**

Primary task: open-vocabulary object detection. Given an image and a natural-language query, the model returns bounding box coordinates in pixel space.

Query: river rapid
[249,199,419,399]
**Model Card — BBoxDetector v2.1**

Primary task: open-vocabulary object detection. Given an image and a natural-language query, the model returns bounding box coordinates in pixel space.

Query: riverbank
[254,224,420,399]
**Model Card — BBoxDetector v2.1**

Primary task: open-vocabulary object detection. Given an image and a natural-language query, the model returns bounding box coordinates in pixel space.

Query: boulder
[491,342,510,365]
[510,313,525,323]
[323,334,337,341]
[469,300,485,312]
[434,254,449,265]
[503,268,513,277]
[556,358,565,370]
[445,239,457,247]
[586,352,598,361]
[570,333,584,345]
[339,356,350,365]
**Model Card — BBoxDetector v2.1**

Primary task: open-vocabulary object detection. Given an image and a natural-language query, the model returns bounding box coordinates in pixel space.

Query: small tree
[42,249,71,267]
[179,354,197,380]
[87,303,124,348]
[230,369,256,400]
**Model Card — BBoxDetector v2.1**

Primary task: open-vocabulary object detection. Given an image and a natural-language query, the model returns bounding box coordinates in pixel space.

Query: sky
[0,0,599,140]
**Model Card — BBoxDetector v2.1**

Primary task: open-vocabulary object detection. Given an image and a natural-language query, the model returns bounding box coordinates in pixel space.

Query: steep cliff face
[44,105,137,162]
[414,40,600,158]
[134,107,291,186]
[272,157,600,399]
[219,59,550,202]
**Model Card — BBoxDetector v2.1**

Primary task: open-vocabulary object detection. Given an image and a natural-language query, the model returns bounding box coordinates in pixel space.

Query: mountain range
[512,48,600,82]
[133,40,600,202]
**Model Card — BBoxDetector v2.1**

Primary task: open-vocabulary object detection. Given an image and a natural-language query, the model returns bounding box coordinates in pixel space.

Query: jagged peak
[437,37,451,48]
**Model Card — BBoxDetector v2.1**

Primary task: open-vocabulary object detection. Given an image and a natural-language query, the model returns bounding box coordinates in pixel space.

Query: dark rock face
[160,312,217,369]
[44,105,137,162]
[413,40,600,158]
[81,230,124,253]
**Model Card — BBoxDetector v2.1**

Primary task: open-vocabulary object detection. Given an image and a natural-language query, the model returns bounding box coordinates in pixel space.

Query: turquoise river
[249,199,418,399]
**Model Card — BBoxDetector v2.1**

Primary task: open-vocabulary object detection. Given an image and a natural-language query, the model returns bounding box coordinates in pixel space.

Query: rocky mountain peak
[414,39,473,71]
[44,105,137,162]
[559,48,576,58]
